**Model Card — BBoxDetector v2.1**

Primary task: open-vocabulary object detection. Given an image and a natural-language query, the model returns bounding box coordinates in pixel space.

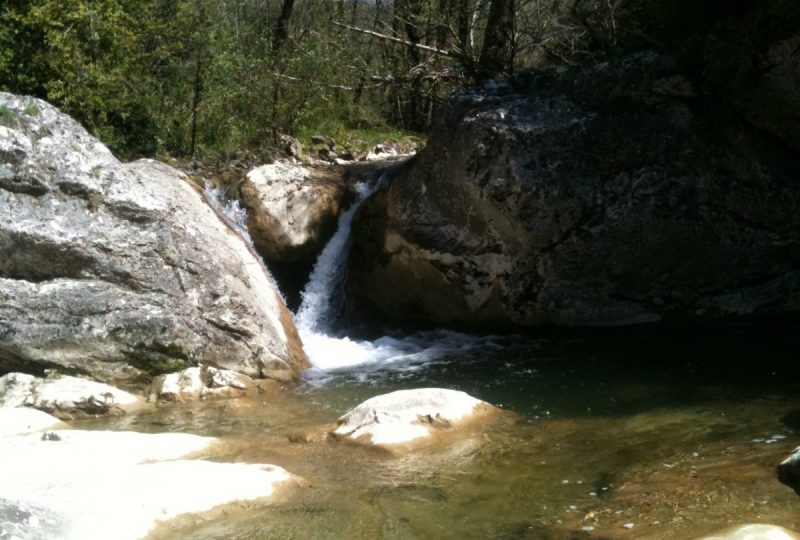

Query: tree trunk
[273,0,295,53]
[478,0,515,80]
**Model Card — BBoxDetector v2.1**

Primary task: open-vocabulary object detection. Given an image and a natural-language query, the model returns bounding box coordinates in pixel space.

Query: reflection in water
[76,331,800,540]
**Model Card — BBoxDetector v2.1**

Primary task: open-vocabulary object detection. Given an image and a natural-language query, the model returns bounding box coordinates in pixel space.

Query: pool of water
[79,328,800,539]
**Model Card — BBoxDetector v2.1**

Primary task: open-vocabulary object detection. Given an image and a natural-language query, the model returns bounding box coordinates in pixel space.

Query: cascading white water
[294,180,378,333]
[204,176,489,376]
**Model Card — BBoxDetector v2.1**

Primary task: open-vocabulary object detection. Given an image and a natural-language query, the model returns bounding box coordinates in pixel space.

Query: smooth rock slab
[0,372,139,419]
[0,430,297,540]
[778,446,800,496]
[699,524,800,540]
[0,407,65,437]
[332,388,496,448]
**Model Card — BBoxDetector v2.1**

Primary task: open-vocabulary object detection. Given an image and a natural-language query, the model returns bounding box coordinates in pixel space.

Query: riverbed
[74,328,800,539]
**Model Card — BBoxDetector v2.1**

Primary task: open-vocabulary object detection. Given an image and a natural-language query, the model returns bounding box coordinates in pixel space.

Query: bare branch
[332,21,460,58]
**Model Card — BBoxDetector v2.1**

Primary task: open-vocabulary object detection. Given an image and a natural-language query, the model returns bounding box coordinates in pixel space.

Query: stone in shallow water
[149,365,255,402]
[699,524,800,540]
[0,407,65,437]
[0,372,140,419]
[0,429,299,540]
[778,446,800,496]
[332,388,497,448]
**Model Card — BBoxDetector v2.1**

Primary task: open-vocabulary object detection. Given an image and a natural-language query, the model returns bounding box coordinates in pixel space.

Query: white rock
[0,429,297,540]
[0,408,65,437]
[699,524,800,540]
[150,366,254,402]
[333,388,495,446]
[241,161,345,262]
[0,373,140,418]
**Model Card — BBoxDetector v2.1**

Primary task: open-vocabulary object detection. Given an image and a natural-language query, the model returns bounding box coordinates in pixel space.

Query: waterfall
[295,180,379,333]
[204,176,490,377]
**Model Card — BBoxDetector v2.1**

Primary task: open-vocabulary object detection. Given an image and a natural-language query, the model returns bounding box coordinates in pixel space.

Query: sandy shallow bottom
[68,386,798,540]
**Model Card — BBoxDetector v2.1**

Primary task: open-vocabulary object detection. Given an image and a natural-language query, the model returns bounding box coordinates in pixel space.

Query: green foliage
[0,105,14,126]
[2,0,787,160]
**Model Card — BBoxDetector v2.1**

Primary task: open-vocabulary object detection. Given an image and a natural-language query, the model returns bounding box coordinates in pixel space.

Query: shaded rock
[331,388,497,449]
[778,446,800,496]
[699,524,800,540]
[278,134,303,160]
[149,365,255,402]
[347,52,800,329]
[310,134,335,150]
[237,161,346,264]
[0,93,307,384]
[0,407,65,436]
[0,429,300,540]
[0,372,139,419]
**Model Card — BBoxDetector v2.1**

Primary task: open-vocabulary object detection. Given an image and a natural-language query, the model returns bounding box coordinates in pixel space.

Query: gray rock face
[347,52,800,328]
[0,93,307,384]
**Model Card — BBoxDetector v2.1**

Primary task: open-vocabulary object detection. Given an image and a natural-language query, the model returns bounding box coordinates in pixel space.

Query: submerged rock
[0,407,65,436]
[236,161,346,264]
[699,524,800,540]
[0,372,139,419]
[332,388,497,449]
[0,93,307,384]
[347,51,800,328]
[778,446,800,496]
[149,365,255,402]
[0,429,300,540]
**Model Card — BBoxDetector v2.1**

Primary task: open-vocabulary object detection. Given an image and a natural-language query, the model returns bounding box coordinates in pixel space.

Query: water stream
[125,177,800,539]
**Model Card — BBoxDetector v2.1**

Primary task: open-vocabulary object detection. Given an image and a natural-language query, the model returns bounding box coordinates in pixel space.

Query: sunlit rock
[237,161,346,263]
[149,365,255,402]
[699,524,800,540]
[778,446,800,496]
[0,429,300,540]
[332,388,497,449]
[0,407,65,436]
[0,372,140,419]
[0,93,307,385]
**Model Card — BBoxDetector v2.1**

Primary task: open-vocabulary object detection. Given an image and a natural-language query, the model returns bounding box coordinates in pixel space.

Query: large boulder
[236,161,347,264]
[0,93,307,384]
[347,51,800,328]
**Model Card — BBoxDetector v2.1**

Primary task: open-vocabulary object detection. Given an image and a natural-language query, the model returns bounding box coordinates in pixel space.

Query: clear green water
[79,329,800,539]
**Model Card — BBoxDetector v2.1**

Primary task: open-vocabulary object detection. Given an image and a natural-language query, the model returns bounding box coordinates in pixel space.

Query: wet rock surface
[0,93,307,384]
[347,51,800,328]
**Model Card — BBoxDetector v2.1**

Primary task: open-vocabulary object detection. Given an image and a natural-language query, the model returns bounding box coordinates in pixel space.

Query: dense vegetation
[1,0,796,160]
